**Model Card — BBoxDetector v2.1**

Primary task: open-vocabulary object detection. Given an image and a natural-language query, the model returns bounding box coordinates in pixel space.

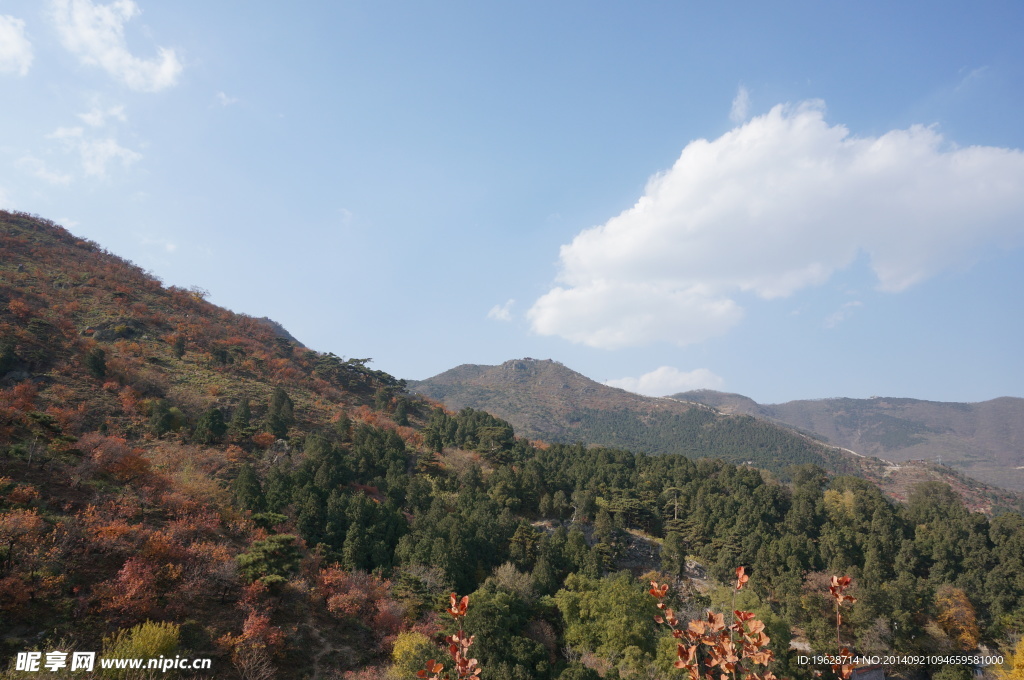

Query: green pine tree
[85,347,106,379]
[232,463,264,512]
[266,387,294,438]
[229,397,252,439]
[192,407,227,444]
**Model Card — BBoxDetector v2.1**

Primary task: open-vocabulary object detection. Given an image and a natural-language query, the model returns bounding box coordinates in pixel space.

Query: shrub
[101,620,180,679]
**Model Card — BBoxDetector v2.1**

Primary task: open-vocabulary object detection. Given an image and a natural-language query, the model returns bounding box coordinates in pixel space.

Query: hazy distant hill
[676,390,1024,492]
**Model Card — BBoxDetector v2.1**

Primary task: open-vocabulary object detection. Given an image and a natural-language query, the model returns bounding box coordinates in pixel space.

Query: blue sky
[2,1,1023,404]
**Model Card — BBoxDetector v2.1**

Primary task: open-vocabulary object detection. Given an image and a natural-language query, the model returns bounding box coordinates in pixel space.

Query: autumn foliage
[6,211,1024,680]
[417,593,482,680]
[827,575,857,680]
[651,567,777,680]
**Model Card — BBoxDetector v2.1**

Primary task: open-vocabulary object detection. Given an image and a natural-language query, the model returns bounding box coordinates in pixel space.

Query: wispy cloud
[824,300,863,329]
[487,299,515,322]
[78,103,126,127]
[606,366,725,397]
[17,156,74,185]
[529,100,1024,349]
[47,126,142,177]
[215,91,238,107]
[954,66,988,93]
[729,85,750,124]
[0,15,33,76]
[49,0,182,92]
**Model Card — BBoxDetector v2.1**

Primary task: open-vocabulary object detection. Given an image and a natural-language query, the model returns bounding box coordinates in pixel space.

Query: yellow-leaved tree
[997,637,1024,680]
[934,585,981,651]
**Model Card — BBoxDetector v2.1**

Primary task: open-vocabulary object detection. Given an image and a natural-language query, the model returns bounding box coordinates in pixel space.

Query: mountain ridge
[410,359,1024,511]
[674,389,1024,491]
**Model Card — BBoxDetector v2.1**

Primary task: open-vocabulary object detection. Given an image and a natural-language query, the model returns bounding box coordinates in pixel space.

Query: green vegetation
[3,211,1024,680]
[101,621,180,679]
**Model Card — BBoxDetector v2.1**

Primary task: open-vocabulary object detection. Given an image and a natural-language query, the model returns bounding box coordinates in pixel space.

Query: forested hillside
[409,360,854,477]
[411,361,1024,514]
[3,212,1024,680]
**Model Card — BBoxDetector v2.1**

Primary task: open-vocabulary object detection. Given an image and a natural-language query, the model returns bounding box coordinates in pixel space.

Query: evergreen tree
[236,534,301,584]
[85,346,106,379]
[172,334,186,359]
[266,387,294,438]
[148,399,174,436]
[342,523,369,571]
[263,463,293,513]
[232,463,265,512]
[229,397,252,439]
[192,407,227,444]
[661,531,688,578]
[334,413,352,442]
[374,385,392,412]
[394,397,409,426]
[0,338,15,374]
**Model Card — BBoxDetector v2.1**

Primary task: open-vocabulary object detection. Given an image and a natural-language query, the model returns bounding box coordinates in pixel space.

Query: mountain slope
[411,360,1024,512]
[676,390,1024,492]
[0,211,420,675]
[7,211,1024,678]
[412,359,866,477]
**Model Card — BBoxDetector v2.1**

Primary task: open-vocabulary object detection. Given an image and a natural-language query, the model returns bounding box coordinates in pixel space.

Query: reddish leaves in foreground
[650,578,776,680]
[735,566,750,591]
[651,571,858,680]
[829,575,857,680]
[417,593,481,680]
[828,576,856,606]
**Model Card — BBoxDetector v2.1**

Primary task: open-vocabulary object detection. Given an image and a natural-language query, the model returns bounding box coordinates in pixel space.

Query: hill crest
[674,389,1024,492]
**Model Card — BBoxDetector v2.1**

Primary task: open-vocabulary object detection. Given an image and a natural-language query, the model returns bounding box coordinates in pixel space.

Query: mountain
[410,359,1024,512]
[0,211,419,675]
[409,358,836,472]
[675,390,1024,492]
[410,358,693,440]
[6,211,1024,678]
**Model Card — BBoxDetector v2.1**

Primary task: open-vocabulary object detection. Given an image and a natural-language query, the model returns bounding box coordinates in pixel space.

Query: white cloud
[215,91,238,107]
[0,15,33,76]
[50,0,182,92]
[529,281,741,349]
[487,299,515,322]
[529,101,1024,349]
[729,85,750,124]
[606,366,725,397]
[17,156,74,185]
[78,103,126,127]
[48,125,142,177]
[824,300,863,329]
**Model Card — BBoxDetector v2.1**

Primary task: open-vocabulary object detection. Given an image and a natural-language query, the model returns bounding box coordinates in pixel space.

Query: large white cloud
[50,0,181,92]
[606,366,725,397]
[0,15,33,76]
[529,101,1024,349]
